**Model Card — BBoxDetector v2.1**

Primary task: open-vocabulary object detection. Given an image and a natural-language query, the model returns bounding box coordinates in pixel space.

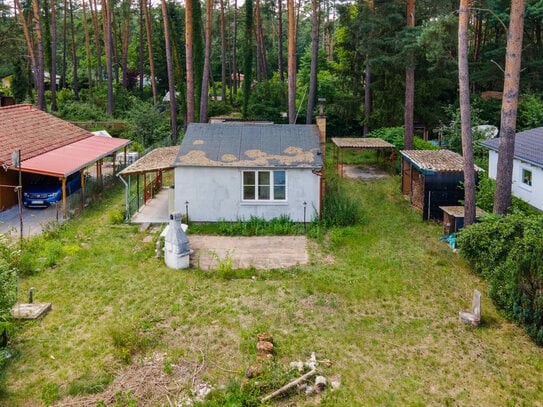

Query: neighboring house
[481,127,543,211]
[173,122,325,222]
[400,149,482,220]
[0,104,130,213]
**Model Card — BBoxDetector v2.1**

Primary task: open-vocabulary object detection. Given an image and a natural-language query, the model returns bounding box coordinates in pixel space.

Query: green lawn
[3,175,543,406]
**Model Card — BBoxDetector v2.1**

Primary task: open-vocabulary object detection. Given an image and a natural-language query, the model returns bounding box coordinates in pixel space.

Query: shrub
[457,213,529,277]
[216,215,303,236]
[108,208,126,224]
[0,258,17,317]
[458,212,543,343]
[108,322,154,364]
[56,101,109,121]
[511,230,543,345]
[322,175,363,227]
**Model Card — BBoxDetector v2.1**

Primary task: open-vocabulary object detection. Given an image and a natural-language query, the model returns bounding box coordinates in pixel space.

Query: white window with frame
[521,167,533,188]
[242,170,286,201]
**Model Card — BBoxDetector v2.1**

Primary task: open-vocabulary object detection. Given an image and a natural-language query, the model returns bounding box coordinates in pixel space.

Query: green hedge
[458,213,543,344]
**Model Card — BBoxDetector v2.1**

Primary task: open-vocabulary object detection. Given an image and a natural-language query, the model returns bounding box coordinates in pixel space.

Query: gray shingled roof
[174,123,323,169]
[481,127,543,167]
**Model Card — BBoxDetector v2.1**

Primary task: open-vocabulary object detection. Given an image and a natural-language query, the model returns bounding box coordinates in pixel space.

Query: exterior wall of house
[174,166,321,222]
[488,149,543,211]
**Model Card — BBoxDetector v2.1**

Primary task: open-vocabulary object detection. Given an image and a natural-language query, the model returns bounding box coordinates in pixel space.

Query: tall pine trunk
[69,0,79,100]
[403,0,415,150]
[90,0,102,84]
[120,0,130,88]
[232,0,237,96]
[200,0,213,123]
[160,0,178,143]
[82,0,93,98]
[220,0,226,102]
[494,0,526,214]
[458,0,476,226]
[242,0,253,118]
[255,0,267,81]
[185,0,195,124]
[32,0,46,110]
[138,0,144,92]
[277,0,284,81]
[306,0,318,124]
[50,0,58,110]
[287,0,296,123]
[143,0,157,104]
[61,0,67,88]
[101,0,114,115]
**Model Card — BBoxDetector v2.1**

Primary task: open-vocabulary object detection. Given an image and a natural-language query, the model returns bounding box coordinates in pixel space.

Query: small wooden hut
[400,150,482,220]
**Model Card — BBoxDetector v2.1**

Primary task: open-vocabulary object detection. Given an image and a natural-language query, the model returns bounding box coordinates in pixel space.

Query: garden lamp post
[303,201,307,232]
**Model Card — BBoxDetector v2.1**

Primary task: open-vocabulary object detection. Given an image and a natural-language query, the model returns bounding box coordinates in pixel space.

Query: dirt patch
[56,353,202,406]
[341,164,390,180]
[189,235,309,270]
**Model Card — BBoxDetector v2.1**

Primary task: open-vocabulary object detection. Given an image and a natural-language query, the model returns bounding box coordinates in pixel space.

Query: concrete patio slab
[188,235,309,270]
[12,302,52,320]
[130,187,171,224]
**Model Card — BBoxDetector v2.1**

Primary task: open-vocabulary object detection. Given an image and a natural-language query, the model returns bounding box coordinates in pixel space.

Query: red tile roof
[0,104,92,166]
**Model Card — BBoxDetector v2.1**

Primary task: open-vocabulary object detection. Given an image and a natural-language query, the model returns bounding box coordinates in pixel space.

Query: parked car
[23,172,81,208]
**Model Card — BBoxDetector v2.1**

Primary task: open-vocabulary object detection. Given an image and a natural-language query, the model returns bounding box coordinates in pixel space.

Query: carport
[1,104,130,216]
[20,136,131,216]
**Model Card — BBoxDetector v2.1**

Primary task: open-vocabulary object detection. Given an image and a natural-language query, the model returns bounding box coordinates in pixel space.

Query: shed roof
[481,127,543,168]
[439,205,486,218]
[332,137,395,149]
[174,123,323,169]
[119,146,180,175]
[0,104,91,166]
[401,149,483,174]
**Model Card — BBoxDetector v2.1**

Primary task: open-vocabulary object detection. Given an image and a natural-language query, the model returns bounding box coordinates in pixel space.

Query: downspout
[117,173,130,222]
[316,114,326,220]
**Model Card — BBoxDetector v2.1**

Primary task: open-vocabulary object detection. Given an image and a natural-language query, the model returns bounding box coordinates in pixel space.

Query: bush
[458,212,543,344]
[322,175,363,227]
[108,209,126,225]
[56,101,109,121]
[216,215,303,236]
[0,258,17,317]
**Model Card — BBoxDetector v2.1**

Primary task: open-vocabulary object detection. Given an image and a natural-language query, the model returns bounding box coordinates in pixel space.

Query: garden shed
[400,149,482,220]
[173,121,325,222]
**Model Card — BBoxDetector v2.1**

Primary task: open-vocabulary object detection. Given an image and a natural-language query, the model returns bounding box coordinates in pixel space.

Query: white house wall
[174,167,321,222]
[488,149,543,211]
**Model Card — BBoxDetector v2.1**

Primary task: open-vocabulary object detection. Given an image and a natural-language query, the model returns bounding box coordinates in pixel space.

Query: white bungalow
[173,121,325,222]
[482,127,543,211]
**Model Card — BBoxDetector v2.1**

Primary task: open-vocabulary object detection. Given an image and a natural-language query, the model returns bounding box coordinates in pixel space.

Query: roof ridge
[0,103,33,112]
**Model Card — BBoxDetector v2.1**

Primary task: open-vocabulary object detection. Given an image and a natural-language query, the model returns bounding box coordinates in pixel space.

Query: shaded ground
[188,235,309,270]
[341,164,390,180]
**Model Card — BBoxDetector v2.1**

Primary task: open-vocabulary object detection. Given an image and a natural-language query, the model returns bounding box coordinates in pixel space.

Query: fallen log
[260,368,317,403]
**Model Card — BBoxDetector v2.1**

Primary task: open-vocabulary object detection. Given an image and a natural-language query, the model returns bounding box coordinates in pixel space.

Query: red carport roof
[20,135,131,177]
